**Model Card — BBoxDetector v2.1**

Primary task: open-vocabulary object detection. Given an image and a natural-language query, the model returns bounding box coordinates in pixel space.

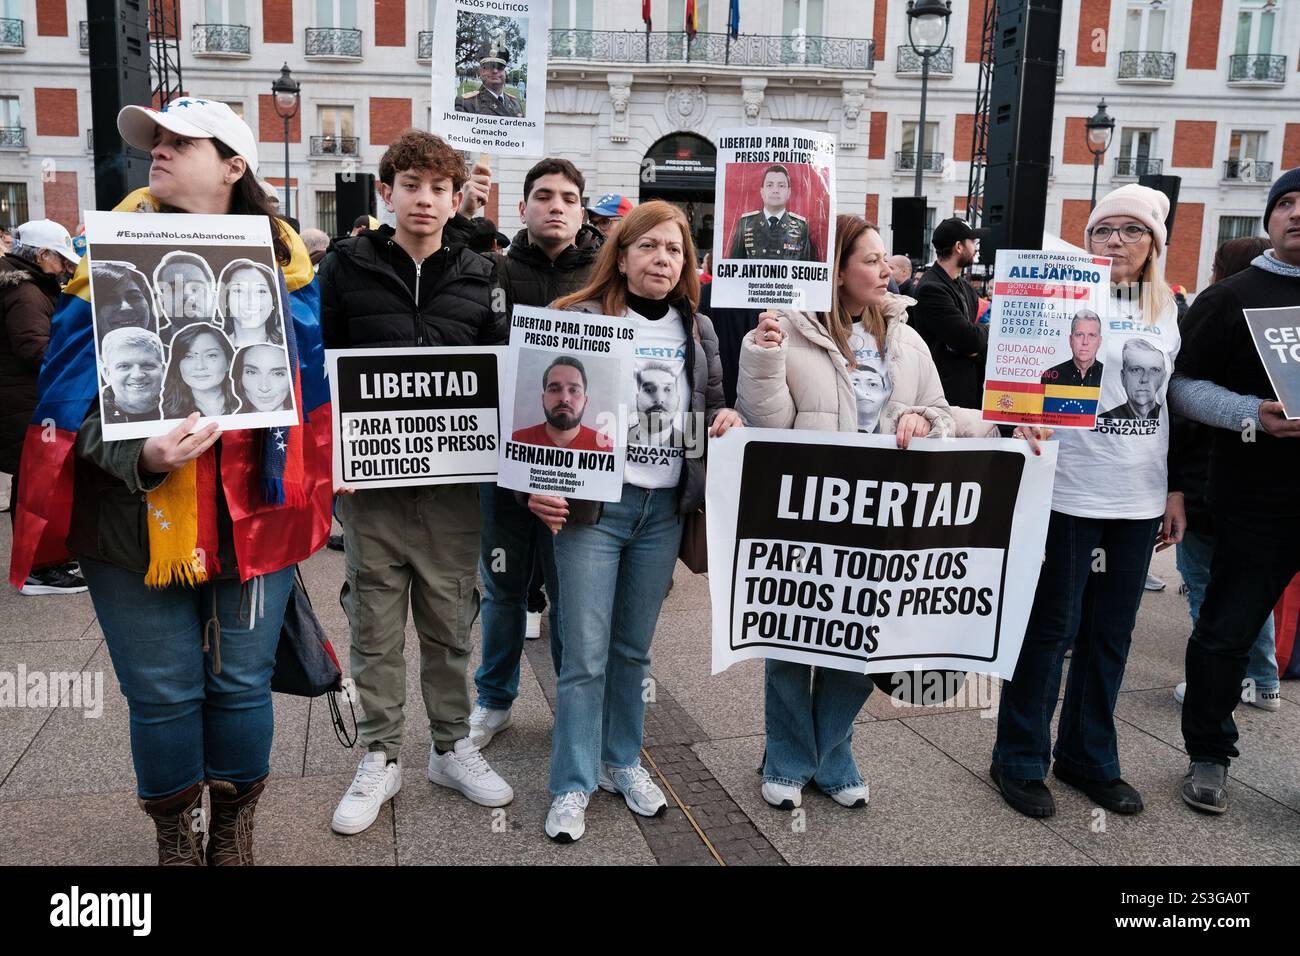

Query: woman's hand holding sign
[894,413,931,449]
[140,412,220,474]
[529,494,569,534]
[709,409,743,438]
[1012,425,1054,456]
[754,312,785,349]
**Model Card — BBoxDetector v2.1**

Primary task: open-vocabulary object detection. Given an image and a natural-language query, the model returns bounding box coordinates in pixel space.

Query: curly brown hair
[378,129,467,190]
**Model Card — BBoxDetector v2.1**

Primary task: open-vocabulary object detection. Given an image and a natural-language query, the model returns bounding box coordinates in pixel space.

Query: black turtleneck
[626,290,671,320]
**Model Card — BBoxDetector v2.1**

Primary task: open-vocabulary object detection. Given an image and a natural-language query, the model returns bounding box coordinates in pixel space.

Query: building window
[0,182,29,228]
[1235,1,1278,56]
[1124,0,1168,50]
[0,95,20,127]
[1229,129,1266,161]
[783,0,824,37]
[204,0,247,24]
[317,191,337,235]
[922,207,936,257]
[318,105,354,140]
[426,0,438,27]
[552,0,593,30]
[1117,128,1158,175]
[1217,215,1261,247]
[901,121,940,155]
[315,0,357,29]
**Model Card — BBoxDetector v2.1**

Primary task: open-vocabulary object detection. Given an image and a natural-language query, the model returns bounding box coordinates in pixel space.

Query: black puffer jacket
[318,225,501,348]
[0,254,61,474]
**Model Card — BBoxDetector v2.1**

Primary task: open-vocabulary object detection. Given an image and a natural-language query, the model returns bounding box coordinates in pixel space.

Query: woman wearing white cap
[990,184,1185,820]
[21,98,326,865]
[1,219,83,595]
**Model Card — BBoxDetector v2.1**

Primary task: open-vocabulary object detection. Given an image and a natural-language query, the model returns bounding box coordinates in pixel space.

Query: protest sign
[707,429,1056,677]
[84,211,298,442]
[326,347,504,489]
[710,127,836,312]
[1244,306,1300,420]
[981,250,1112,429]
[498,305,630,502]
[430,0,549,156]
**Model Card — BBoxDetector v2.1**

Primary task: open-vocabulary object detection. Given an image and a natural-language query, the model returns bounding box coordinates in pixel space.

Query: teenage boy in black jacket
[908,218,989,409]
[319,129,513,837]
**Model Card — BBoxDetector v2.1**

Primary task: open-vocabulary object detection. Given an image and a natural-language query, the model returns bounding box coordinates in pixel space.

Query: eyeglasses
[1089,224,1152,243]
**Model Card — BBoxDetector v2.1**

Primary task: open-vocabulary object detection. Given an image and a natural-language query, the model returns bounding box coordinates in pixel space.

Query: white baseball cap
[117,97,259,176]
[13,219,80,267]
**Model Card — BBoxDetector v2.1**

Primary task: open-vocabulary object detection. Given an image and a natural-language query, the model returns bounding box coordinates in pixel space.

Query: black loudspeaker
[979,0,1063,264]
[892,196,928,260]
[88,0,153,211]
[335,172,377,237]
[1138,173,1181,245]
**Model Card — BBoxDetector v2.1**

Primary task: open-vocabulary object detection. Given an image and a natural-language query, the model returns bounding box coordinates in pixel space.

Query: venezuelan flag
[982,380,1044,422]
[9,188,333,587]
[1042,383,1100,427]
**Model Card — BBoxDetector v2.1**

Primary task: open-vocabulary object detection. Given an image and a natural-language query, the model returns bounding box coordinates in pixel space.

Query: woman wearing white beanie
[990,183,1185,819]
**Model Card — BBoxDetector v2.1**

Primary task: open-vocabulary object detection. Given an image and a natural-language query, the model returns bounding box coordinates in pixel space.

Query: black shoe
[21,565,88,596]
[1052,764,1144,814]
[327,534,344,552]
[990,763,1055,818]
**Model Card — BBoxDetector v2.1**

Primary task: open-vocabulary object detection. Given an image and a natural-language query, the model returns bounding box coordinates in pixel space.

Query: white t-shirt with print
[1052,296,1181,520]
[842,328,892,434]
[624,305,689,490]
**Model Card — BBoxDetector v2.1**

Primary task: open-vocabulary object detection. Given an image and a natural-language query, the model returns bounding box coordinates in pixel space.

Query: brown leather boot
[139,781,205,866]
[205,775,268,866]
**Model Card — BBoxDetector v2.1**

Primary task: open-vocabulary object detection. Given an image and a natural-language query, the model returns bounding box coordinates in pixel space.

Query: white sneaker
[598,762,668,817]
[332,751,401,835]
[1173,681,1186,704]
[427,738,514,807]
[830,782,870,808]
[761,780,802,809]
[468,704,513,749]
[1175,680,1282,712]
[545,791,588,843]
[525,611,542,640]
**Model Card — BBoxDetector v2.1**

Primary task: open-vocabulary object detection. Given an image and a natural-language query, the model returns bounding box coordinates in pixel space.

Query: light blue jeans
[763,660,873,794]
[548,485,681,796]
[1178,529,1279,693]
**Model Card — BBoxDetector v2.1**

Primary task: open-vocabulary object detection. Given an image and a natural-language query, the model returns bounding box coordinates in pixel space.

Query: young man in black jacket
[445,157,605,750]
[319,129,513,836]
[1176,168,1300,815]
[907,218,989,409]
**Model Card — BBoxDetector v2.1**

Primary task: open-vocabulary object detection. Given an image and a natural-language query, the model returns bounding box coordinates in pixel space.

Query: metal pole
[1090,152,1099,210]
[283,116,292,219]
[915,53,930,198]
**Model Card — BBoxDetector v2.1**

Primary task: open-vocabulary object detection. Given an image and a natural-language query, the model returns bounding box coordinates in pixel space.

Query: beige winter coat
[736,292,995,437]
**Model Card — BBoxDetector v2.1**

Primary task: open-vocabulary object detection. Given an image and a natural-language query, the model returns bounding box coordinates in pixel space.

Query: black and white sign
[327,347,504,489]
[707,429,1057,677]
[1244,306,1300,420]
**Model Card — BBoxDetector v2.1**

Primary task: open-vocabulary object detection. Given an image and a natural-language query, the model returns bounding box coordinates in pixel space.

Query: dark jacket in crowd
[699,281,761,409]
[0,253,61,475]
[318,224,501,349]
[907,264,988,409]
[1176,265,1300,518]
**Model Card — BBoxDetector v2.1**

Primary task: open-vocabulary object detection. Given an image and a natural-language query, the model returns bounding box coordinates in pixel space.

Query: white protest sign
[326,346,504,489]
[707,429,1056,677]
[430,0,548,157]
[498,305,631,502]
[710,126,836,312]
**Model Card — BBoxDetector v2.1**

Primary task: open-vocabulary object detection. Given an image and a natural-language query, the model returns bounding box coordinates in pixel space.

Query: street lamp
[1085,98,1115,211]
[906,0,952,198]
[270,63,301,220]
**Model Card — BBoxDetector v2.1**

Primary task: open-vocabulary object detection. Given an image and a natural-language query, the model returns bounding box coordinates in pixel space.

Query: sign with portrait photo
[83,211,299,442]
[498,305,631,503]
[981,250,1112,429]
[429,0,549,156]
[710,127,836,312]
[706,429,1057,678]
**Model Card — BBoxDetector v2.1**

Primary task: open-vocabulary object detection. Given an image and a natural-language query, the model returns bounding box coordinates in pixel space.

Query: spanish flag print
[982,380,1044,423]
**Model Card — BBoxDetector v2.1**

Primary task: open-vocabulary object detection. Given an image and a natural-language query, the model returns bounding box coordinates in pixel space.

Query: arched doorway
[641,133,717,261]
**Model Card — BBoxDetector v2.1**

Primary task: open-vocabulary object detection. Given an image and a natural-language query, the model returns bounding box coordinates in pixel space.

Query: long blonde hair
[553,200,700,316]
[824,214,887,368]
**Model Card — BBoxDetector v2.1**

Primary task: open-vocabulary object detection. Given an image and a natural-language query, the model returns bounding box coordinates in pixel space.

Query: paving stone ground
[1,505,1297,866]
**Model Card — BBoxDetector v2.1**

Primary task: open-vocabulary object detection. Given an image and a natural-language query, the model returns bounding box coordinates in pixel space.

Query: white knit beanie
[1085,183,1170,255]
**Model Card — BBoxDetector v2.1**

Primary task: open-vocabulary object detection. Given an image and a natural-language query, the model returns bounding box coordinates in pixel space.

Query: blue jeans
[763,660,873,794]
[474,484,562,709]
[80,559,294,799]
[992,511,1160,782]
[1177,529,1278,693]
[548,485,682,796]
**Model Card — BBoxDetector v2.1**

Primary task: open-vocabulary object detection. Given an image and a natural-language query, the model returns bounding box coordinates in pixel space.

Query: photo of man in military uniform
[455,42,524,117]
[727,165,817,261]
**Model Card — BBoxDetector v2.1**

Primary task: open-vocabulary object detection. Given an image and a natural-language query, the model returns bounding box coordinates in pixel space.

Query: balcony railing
[192,23,251,56]
[310,135,359,157]
[546,29,873,70]
[1057,48,1064,78]
[417,30,432,61]
[305,27,362,59]
[1114,156,1163,178]
[896,45,953,76]
[1117,50,1175,81]
[1223,159,1274,183]
[0,17,23,49]
[896,151,944,173]
[86,128,93,152]
[1228,53,1287,85]
[0,126,26,148]
[79,20,88,51]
